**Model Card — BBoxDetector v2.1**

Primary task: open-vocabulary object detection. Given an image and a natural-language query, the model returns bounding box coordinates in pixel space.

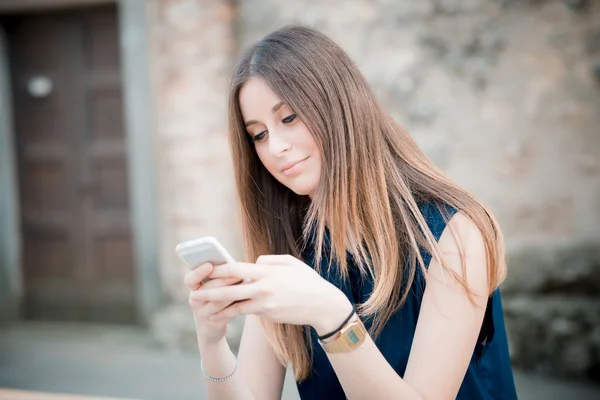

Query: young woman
[185,25,517,399]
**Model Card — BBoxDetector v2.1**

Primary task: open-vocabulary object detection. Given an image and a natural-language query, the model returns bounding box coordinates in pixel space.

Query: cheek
[298,125,316,147]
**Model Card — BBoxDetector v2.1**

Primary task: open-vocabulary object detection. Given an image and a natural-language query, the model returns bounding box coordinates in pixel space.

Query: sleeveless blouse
[297,202,518,399]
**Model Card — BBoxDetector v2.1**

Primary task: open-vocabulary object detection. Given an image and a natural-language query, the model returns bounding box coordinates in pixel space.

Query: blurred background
[0,0,599,399]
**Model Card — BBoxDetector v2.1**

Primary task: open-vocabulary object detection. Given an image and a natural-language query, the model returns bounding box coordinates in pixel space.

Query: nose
[268,128,291,156]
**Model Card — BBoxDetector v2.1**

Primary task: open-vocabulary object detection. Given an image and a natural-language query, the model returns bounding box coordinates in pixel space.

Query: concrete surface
[1,322,599,400]
[0,388,127,400]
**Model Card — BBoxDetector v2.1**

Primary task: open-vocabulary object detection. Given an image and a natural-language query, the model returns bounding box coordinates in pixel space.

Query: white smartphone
[175,236,235,282]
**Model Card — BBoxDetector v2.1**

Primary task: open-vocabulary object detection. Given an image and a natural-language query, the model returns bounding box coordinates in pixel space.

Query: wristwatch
[317,312,367,353]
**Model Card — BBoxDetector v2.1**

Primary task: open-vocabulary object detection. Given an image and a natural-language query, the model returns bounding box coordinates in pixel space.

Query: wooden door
[3,5,137,323]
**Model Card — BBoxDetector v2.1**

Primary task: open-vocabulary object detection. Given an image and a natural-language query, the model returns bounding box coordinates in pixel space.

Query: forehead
[239,78,285,117]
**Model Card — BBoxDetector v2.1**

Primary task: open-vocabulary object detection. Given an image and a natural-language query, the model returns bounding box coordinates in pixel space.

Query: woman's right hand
[185,263,242,347]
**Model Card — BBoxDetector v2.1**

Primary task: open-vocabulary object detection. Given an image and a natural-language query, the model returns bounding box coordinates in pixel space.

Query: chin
[291,188,314,196]
[287,180,318,197]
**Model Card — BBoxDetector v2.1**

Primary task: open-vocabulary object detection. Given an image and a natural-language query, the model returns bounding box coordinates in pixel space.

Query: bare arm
[317,212,490,399]
[199,315,285,400]
[238,315,287,400]
[194,212,489,399]
[402,212,489,397]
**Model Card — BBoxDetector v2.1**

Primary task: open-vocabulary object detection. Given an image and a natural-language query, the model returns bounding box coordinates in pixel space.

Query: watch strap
[318,313,367,353]
[317,304,356,341]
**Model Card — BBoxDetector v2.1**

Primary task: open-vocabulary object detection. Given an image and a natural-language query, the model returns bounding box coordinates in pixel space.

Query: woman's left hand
[188,255,353,336]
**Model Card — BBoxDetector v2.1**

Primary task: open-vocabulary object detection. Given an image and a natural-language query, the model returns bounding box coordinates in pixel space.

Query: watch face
[320,317,367,353]
[348,329,360,344]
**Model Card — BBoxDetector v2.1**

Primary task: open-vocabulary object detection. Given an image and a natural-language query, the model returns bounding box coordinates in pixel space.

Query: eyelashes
[249,114,297,143]
[282,114,296,124]
[251,130,267,143]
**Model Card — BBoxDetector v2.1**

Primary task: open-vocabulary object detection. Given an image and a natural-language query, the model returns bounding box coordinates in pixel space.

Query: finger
[189,296,234,319]
[210,299,258,321]
[183,263,213,290]
[201,276,243,290]
[208,262,265,280]
[256,254,296,265]
[190,282,260,303]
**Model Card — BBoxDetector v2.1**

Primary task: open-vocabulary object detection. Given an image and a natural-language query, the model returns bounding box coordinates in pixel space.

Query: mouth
[281,157,309,175]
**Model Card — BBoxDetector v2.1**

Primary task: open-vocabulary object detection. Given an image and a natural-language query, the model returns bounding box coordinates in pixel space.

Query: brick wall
[148,0,242,304]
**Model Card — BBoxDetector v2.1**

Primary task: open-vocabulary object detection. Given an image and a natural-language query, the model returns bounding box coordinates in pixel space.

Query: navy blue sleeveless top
[297,203,518,399]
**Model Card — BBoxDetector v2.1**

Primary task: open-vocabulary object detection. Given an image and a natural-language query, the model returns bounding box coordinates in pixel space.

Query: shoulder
[417,201,484,257]
[438,211,486,258]
[431,211,489,298]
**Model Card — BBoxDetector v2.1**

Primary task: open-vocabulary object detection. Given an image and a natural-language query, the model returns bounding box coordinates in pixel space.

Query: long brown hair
[227,25,506,381]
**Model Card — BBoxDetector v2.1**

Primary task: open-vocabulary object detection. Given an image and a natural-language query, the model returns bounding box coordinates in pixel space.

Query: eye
[251,130,268,143]
[282,114,297,124]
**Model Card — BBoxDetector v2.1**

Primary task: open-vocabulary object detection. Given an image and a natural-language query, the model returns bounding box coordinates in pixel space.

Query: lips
[281,157,308,174]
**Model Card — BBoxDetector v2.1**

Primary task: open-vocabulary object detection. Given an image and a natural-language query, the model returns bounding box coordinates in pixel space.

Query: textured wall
[147,0,600,378]
[148,0,242,304]
[237,0,600,249]
[234,0,600,380]
[149,0,600,299]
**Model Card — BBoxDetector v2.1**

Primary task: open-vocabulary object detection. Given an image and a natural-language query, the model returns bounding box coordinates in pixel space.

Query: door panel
[3,4,137,323]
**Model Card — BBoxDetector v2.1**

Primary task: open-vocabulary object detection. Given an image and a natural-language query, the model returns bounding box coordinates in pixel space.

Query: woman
[185,25,518,399]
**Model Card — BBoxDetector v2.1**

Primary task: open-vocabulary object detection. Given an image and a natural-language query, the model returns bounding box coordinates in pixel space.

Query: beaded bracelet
[200,355,239,383]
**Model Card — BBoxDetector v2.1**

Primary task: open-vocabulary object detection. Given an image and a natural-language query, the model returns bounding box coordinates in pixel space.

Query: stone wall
[146,0,600,379]
[502,242,600,381]
[146,0,244,349]
[237,0,600,248]
[147,0,241,301]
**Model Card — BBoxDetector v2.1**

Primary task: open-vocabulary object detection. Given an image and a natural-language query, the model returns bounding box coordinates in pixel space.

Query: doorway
[2,4,136,323]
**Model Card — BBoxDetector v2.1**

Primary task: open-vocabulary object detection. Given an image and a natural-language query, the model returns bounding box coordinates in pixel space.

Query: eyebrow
[244,101,285,128]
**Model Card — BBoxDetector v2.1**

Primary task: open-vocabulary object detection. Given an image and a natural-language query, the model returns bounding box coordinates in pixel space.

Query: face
[239,77,322,197]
